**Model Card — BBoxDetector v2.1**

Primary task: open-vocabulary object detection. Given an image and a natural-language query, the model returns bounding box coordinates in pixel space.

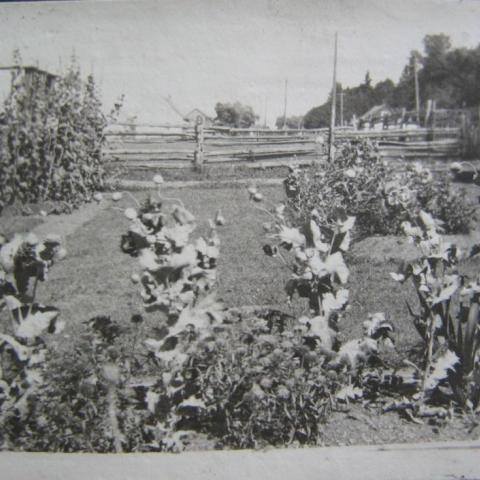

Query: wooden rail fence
[104,123,463,171]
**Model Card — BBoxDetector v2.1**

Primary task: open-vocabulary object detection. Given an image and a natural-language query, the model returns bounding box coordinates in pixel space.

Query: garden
[1,135,480,452]
[0,63,480,453]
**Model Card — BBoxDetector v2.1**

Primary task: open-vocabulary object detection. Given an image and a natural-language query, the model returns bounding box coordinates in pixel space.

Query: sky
[1,0,480,126]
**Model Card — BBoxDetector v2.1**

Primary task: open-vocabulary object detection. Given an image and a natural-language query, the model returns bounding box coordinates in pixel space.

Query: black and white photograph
[0,0,479,478]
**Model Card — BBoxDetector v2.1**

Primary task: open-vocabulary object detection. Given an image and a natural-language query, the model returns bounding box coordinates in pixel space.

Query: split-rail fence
[104,123,464,172]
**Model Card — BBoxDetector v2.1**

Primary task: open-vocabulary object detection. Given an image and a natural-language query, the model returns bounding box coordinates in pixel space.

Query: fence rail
[104,124,464,170]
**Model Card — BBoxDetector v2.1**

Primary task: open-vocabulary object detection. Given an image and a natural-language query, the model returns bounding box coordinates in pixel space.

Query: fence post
[194,116,205,172]
[460,111,467,157]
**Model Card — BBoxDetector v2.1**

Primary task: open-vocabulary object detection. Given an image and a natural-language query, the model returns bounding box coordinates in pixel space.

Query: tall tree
[214,102,258,128]
[275,115,304,129]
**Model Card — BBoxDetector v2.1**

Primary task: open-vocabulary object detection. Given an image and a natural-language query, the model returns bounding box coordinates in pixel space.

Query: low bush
[284,141,476,238]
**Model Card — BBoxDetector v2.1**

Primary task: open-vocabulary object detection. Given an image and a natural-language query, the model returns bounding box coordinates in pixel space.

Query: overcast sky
[1,0,480,125]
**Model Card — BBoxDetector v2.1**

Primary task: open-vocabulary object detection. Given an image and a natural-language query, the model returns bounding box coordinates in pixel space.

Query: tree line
[303,34,480,128]
[213,34,480,129]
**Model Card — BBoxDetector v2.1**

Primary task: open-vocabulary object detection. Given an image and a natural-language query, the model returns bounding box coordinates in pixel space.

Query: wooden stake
[328,32,338,162]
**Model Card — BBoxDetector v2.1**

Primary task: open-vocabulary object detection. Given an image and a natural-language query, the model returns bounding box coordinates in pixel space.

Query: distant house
[360,104,390,120]
[184,108,213,126]
[359,104,394,130]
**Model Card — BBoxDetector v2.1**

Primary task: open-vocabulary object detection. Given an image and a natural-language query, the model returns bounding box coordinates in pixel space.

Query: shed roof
[0,65,58,78]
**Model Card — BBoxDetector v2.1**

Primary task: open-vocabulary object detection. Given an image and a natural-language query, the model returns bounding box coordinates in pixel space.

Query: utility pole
[282,78,288,129]
[338,91,344,127]
[263,95,267,128]
[414,56,421,125]
[328,32,338,162]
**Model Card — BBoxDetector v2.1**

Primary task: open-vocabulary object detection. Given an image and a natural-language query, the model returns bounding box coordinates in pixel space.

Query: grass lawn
[33,182,479,360]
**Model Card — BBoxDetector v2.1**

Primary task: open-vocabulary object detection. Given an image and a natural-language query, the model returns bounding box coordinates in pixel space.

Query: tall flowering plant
[391,211,480,410]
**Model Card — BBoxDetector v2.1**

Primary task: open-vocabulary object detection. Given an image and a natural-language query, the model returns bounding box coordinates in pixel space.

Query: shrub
[12,314,151,452]
[0,56,122,212]
[284,140,476,238]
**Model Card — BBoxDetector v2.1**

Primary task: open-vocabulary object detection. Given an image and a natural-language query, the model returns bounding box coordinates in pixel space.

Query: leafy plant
[0,54,122,212]
[0,231,66,449]
[284,140,476,238]
[389,211,480,413]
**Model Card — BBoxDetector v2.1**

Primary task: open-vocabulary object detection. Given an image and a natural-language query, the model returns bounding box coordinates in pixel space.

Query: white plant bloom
[419,210,436,230]
[112,192,123,201]
[344,168,356,178]
[131,273,140,284]
[153,174,164,184]
[124,208,137,220]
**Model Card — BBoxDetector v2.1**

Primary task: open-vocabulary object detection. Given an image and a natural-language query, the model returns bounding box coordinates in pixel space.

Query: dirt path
[31,201,109,240]
[113,177,284,190]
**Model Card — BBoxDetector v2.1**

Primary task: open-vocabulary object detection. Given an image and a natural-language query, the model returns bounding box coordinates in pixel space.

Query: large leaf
[172,206,196,226]
[0,333,29,361]
[333,338,378,370]
[163,224,195,248]
[12,305,62,339]
[0,235,24,273]
[325,252,349,284]
[336,384,363,402]
[275,226,305,249]
[330,230,352,254]
[424,350,459,392]
[432,275,461,305]
[299,315,337,349]
[139,249,161,271]
[462,301,479,372]
[178,395,207,410]
[168,294,224,338]
[363,312,394,345]
[322,289,349,317]
[304,220,328,252]
[337,216,356,233]
[419,210,436,230]
[168,244,197,270]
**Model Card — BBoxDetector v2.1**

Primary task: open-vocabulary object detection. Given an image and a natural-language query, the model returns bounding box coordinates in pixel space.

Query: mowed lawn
[35,183,479,357]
